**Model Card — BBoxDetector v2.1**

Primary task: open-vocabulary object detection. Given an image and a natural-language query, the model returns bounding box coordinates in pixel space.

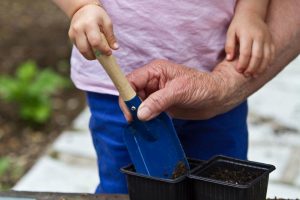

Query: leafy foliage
[0,61,69,124]
[0,157,24,190]
[0,157,10,178]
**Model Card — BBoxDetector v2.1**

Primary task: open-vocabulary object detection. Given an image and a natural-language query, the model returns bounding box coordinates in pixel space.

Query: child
[226,0,274,77]
[53,0,273,194]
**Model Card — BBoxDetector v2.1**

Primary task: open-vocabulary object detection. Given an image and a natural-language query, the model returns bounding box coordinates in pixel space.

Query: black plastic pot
[121,158,204,200]
[189,155,275,200]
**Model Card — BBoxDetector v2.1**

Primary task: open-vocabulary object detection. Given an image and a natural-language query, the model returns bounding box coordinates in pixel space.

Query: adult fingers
[127,65,157,92]
[137,87,175,121]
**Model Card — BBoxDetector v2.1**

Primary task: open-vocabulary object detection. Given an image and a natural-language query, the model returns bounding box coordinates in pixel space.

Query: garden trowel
[95,51,189,179]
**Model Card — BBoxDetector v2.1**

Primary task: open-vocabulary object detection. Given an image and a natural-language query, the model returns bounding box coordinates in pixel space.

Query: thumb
[137,87,175,121]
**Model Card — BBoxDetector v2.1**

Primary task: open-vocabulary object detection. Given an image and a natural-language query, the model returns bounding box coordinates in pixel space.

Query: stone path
[14,56,300,198]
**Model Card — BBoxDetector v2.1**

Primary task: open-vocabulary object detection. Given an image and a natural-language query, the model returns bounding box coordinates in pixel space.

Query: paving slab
[14,108,98,193]
[14,156,98,193]
[51,130,96,159]
[267,182,300,199]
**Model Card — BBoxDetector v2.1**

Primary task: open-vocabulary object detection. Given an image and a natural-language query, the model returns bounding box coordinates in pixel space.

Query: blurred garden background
[0,0,299,199]
[0,0,86,190]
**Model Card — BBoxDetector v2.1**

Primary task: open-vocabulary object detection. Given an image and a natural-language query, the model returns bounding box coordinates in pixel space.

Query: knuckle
[148,95,165,111]
[72,23,82,33]
[100,46,111,53]
[89,37,101,48]
[98,47,111,55]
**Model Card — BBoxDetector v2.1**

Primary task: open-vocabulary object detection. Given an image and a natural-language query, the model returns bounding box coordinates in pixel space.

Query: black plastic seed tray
[121,158,204,200]
[189,155,275,200]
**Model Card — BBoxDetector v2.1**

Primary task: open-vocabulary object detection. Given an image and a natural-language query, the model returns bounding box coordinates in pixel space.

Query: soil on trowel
[172,161,188,179]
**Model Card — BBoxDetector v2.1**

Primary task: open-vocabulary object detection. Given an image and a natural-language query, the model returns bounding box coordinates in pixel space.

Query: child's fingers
[75,31,95,60]
[86,24,112,56]
[102,14,119,50]
[244,41,263,76]
[253,44,270,78]
[257,44,271,75]
[270,43,276,64]
[237,37,253,73]
[225,30,236,60]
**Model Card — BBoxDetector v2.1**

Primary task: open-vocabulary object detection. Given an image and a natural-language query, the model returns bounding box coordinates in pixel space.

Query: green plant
[0,60,69,124]
[0,157,24,191]
[0,157,10,178]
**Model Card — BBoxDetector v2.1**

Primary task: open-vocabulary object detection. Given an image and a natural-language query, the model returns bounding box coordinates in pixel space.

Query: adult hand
[119,59,248,121]
[120,0,300,122]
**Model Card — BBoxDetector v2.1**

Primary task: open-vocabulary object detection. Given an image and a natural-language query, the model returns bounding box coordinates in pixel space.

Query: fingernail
[138,106,151,121]
[226,54,231,60]
[237,66,243,73]
[113,42,119,49]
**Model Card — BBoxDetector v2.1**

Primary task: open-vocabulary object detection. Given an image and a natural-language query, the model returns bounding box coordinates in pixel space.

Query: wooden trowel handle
[95,51,136,101]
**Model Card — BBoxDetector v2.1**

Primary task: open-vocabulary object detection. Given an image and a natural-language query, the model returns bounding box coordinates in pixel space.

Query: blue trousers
[87,92,248,194]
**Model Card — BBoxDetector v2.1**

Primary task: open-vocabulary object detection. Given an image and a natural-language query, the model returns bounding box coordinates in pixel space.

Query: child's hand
[225,13,275,78]
[68,4,118,60]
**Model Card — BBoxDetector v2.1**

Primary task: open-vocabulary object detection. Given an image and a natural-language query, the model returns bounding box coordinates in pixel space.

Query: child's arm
[52,0,118,60]
[225,0,275,78]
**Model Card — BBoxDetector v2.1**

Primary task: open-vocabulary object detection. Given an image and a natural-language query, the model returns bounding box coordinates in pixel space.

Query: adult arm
[121,0,300,121]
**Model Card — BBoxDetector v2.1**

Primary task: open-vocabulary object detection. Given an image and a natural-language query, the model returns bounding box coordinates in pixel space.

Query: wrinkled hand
[68,4,118,60]
[119,59,246,121]
[226,11,275,78]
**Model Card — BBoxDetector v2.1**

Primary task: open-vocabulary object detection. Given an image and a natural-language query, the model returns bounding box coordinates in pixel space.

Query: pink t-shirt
[71,0,236,95]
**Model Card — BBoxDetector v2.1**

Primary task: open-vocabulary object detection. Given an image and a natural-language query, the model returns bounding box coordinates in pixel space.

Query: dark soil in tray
[202,166,263,185]
[0,0,86,190]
